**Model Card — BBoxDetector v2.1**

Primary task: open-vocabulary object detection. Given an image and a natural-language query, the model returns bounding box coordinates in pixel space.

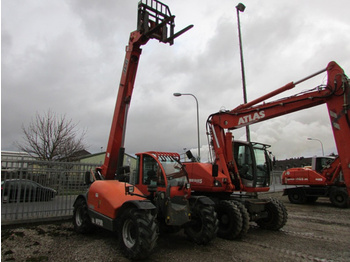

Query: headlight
[213,180,222,187]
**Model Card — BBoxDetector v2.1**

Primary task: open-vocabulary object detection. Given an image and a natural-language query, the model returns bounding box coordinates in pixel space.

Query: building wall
[79,152,137,174]
[1,151,34,161]
[79,153,105,165]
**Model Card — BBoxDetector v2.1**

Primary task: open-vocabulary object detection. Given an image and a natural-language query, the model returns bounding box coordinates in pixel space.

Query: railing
[1,159,286,225]
[1,159,99,225]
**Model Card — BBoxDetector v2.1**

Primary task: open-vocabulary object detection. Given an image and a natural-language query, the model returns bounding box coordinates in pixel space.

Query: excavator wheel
[215,200,243,240]
[73,198,94,234]
[330,187,349,208]
[287,188,307,204]
[256,198,286,231]
[232,200,250,239]
[118,207,158,260]
[275,198,288,229]
[184,202,218,245]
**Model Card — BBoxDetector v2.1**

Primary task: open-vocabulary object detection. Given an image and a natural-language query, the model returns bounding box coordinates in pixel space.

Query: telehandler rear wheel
[73,198,94,234]
[184,203,218,245]
[215,200,243,240]
[118,208,158,260]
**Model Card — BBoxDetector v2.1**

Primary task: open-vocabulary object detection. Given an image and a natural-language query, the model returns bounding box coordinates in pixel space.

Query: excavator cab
[233,141,272,190]
[311,156,336,173]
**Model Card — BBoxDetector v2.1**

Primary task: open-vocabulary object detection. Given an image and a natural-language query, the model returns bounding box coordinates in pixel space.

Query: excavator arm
[207,61,350,194]
[98,0,193,179]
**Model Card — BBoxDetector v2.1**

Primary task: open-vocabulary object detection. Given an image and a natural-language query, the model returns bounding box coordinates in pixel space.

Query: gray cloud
[2,0,350,161]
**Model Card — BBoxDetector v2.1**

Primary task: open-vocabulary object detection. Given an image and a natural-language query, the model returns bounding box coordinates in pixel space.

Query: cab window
[142,155,165,186]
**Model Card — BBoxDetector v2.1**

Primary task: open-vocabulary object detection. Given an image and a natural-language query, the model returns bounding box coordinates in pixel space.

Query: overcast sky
[2,0,350,161]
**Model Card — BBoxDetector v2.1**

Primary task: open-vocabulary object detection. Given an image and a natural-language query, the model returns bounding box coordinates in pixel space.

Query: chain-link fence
[1,159,98,225]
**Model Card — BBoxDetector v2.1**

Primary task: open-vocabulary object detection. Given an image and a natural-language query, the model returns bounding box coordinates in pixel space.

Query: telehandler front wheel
[73,198,94,234]
[118,208,158,260]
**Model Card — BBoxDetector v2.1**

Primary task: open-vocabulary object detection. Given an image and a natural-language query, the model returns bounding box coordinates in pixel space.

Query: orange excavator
[282,156,349,207]
[184,61,349,239]
[73,1,217,260]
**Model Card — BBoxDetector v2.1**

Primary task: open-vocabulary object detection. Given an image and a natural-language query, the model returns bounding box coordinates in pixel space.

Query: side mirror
[212,164,218,178]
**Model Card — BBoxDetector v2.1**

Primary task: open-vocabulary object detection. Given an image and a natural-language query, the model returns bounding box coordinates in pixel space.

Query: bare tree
[18,110,87,161]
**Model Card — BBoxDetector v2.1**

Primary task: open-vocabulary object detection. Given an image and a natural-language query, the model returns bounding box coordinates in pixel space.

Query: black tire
[330,188,349,208]
[215,200,243,240]
[287,188,306,204]
[73,198,94,234]
[232,200,250,239]
[118,208,158,260]
[256,198,286,231]
[184,203,218,245]
[275,198,288,229]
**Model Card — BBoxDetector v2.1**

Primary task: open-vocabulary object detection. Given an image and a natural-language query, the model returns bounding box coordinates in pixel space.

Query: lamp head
[236,3,246,12]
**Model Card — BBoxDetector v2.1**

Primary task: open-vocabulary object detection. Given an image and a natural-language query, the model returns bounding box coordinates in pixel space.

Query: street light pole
[307,138,324,156]
[236,3,251,142]
[173,93,201,161]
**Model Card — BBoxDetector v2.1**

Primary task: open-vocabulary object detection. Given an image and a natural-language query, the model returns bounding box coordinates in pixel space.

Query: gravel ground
[2,192,350,262]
